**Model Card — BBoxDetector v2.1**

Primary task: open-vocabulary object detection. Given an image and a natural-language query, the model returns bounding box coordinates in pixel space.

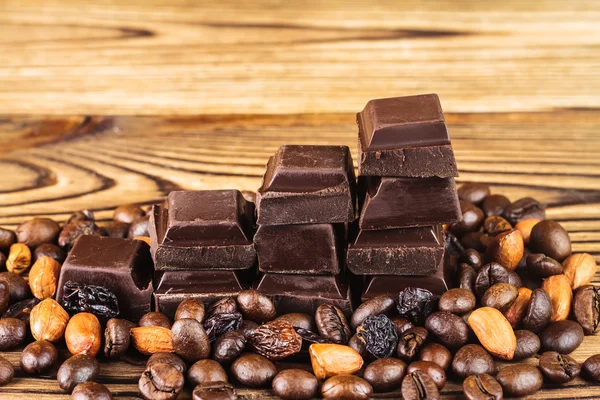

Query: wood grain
[1,0,600,115]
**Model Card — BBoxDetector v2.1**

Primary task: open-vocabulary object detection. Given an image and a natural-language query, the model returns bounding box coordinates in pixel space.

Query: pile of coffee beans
[0,186,598,400]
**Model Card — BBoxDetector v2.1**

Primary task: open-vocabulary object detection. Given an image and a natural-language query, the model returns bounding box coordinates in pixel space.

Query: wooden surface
[1,0,600,398]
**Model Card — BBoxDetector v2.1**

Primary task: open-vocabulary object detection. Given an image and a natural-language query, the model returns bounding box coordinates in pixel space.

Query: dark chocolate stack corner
[254,145,357,315]
[148,190,257,318]
[347,94,461,299]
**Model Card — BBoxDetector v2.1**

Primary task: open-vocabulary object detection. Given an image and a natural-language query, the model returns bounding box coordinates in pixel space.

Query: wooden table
[1,1,599,399]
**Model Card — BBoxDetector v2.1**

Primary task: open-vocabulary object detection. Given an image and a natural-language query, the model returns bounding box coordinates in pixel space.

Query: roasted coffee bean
[0,356,14,386]
[540,320,584,354]
[522,288,552,333]
[102,221,130,239]
[33,243,66,264]
[573,285,600,335]
[113,204,145,224]
[363,357,406,392]
[419,343,452,371]
[482,194,511,217]
[171,318,211,363]
[391,316,414,336]
[128,215,150,238]
[502,197,545,225]
[3,297,39,322]
[321,375,373,400]
[450,200,485,236]
[356,315,398,359]
[475,263,510,297]
[513,330,540,361]
[274,313,315,331]
[207,297,237,317]
[397,287,437,326]
[350,295,395,329]
[248,320,302,360]
[16,218,60,248]
[407,361,446,389]
[539,351,580,383]
[0,271,32,302]
[236,290,276,323]
[507,270,522,288]
[459,249,483,270]
[203,312,243,342]
[401,370,440,400]
[463,374,503,400]
[66,210,95,224]
[481,283,518,311]
[425,311,469,349]
[0,252,5,271]
[139,312,172,329]
[71,382,112,400]
[496,364,543,397]
[445,231,465,256]
[458,183,491,205]
[484,216,513,237]
[582,354,600,381]
[315,304,351,344]
[460,232,487,252]
[20,340,58,374]
[0,280,9,315]
[439,288,476,314]
[188,359,228,386]
[59,220,103,250]
[452,344,496,379]
[230,353,277,388]
[348,333,368,358]
[239,320,258,338]
[0,317,26,350]
[272,369,319,400]
[458,263,477,293]
[397,327,428,362]
[147,353,187,374]
[193,381,235,400]
[0,228,16,254]
[212,330,246,364]
[57,354,100,393]
[527,253,563,278]
[529,220,571,262]
[104,318,135,359]
[139,361,184,400]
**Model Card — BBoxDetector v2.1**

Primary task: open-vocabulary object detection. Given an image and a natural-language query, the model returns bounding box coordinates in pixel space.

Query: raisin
[357,315,398,359]
[294,328,332,345]
[248,320,302,360]
[3,298,40,323]
[203,312,243,342]
[315,304,351,344]
[397,287,437,326]
[62,281,119,319]
[445,231,465,257]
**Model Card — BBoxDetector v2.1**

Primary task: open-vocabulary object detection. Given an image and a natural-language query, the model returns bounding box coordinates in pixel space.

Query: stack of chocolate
[346,94,462,299]
[149,190,257,318]
[253,145,357,315]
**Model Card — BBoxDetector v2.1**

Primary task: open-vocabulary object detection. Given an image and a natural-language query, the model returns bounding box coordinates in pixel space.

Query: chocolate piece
[255,224,346,274]
[256,145,356,225]
[255,274,354,316]
[357,94,458,178]
[347,226,445,275]
[359,177,461,229]
[55,236,153,320]
[149,190,256,270]
[153,270,252,319]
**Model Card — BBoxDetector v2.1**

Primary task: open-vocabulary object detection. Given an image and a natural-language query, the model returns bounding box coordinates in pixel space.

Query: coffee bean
[212,330,246,364]
[458,263,477,293]
[484,216,513,237]
[113,204,145,224]
[0,356,14,386]
[139,312,172,329]
[128,215,150,238]
[0,280,9,315]
[396,327,428,362]
[348,333,368,359]
[57,354,100,393]
[513,330,540,360]
[350,295,395,329]
[401,370,440,400]
[419,343,452,371]
[67,210,95,224]
[0,228,16,254]
[104,318,135,359]
[522,288,552,333]
[274,313,315,331]
[527,253,563,278]
[452,344,496,379]
[539,351,580,383]
[463,374,503,400]
[139,361,184,400]
[16,218,60,248]
[3,298,39,323]
[450,200,484,236]
[59,220,104,250]
[573,285,600,335]
[446,231,465,257]
[582,354,600,381]
[240,320,258,338]
[540,320,584,354]
[503,197,545,225]
[193,381,235,400]
[425,311,469,349]
[459,249,484,270]
[102,221,130,239]
[508,270,522,288]
[363,357,406,392]
[236,290,276,323]
[529,220,571,262]
[407,361,446,389]
[72,382,112,400]
[439,288,476,314]
[188,359,228,386]
[272,369,319,400]
[0,271,32,302]
[147,353,187,374]
[230,353,277,388]
[315,304,351,344]
[32,243,66,264]
[481,283,518,311]
[0,253,5,271]
[391,316,414,336]
[458,183,491,205]
[0,317,27,350]
[475,263,510,297]
[496,364,543,397]
[20,340,58,374]
[460,232,487,252]
[172,318,211,363]
[482,194,511,218]
[322,375,373,400]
